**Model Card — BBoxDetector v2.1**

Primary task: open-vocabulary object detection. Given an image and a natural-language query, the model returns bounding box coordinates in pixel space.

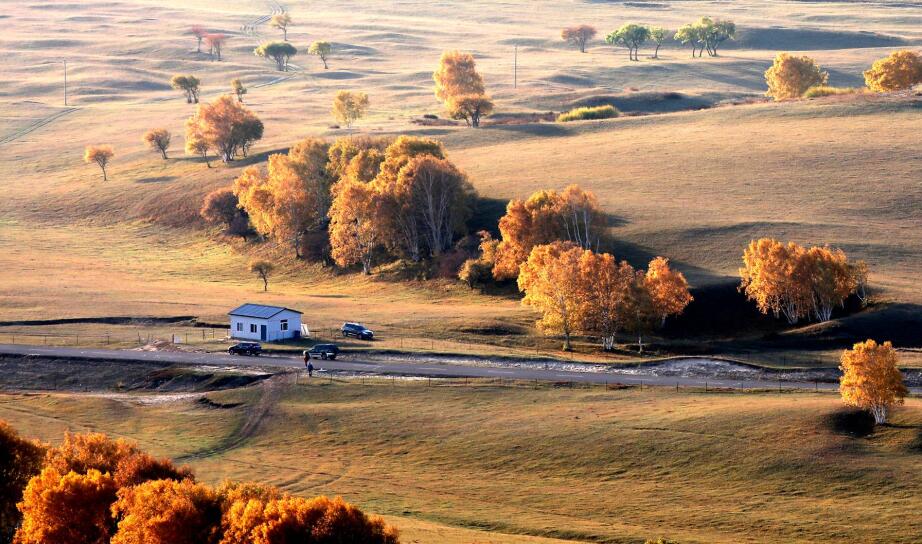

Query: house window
[236,322,243,332]
[280,320,288,331]
[250,324,258,333]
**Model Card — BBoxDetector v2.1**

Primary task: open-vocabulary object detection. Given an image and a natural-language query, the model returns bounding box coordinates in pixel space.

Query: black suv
[228,342,262,356]
[341,322,374,340]
[307,344,340,360]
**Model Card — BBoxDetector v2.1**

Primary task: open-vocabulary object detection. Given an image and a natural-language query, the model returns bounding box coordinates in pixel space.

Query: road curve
[0,343,856,392]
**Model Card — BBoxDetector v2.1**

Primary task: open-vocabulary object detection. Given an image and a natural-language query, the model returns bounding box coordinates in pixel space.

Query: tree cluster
[433,51,494,127]
[3,427,399,544]
[170,74,201,104]
[673,17,735,58]
[185,95,264,164]
[517,242,692,352]
[255,42,298,71]
[739,238,868,325]
[189,26,228,61]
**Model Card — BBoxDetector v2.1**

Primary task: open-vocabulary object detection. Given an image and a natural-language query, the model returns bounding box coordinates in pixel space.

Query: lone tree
[839,339,907,424]
[255,41,297,71]
[332,90,369,128]
[205,33,227,61]
[270,12,292,41]
[309,41,332,69]
[764,53,828,100]
[648,26,667,58]
[190,25,206,52]
[864,50,922,92]
[170,74,201,103]
[433,51,493,128]
[231,78,247,102]
[84,145,114,181]
[142,128,171,160]
[607,24,650,61]
[249,260,274,291]
[561,25,597,53]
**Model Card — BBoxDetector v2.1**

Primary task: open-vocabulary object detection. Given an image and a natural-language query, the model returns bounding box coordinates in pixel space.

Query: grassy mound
[804,86,864,98]
[557,105,620,122]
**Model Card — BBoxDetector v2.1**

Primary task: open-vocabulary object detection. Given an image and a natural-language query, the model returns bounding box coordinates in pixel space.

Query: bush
[825,407,875,437]
[864,50,922,92]
[803,86,863,98]
[557,105,620,122]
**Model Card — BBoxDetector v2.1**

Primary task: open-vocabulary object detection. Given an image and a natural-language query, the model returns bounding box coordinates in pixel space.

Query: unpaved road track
[0,343,887,392]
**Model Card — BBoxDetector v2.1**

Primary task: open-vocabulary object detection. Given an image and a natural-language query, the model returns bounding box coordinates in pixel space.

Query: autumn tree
[561,25,597,53]
[839,340,907,424]
[171,74,201,103]
[332,90,369,128]
[309,41,332,69]
[644,257,693,327]
[185,125,211,167]
[191,25,207,52]
[328,178,383,274]
[518,242,585,350]
[0,421,44,543]
[648,26,667,59]
[249,260,274,291]
[234,138,332,257]
[201,187,249,238]
[142,128,171,159]
[220,495,399,544]
[493,185,604,280]
[84,145,114,181]
[764,53,828,100]
[326,136,391,182]
[15,468,118,544]
[459,231,498,289]
[231,78,247,103]
[186,95,263,163]
[863,50,922,92]
[577,251,635,350]
[270,13,292,41]
[206,33,227,61]
[674,22,706,58]
[606,24,650,61]
[111,479,223,544]
[433,51,493,127]
[255,41,297,71]
[850,259,870,306]
[805,246,856,321]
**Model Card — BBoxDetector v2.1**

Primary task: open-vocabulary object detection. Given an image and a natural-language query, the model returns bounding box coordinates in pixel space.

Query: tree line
[1,427,399,544]
[562,17,735,60]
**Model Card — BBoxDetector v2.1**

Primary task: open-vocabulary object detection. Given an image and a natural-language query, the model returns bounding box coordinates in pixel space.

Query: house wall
[229,311,302,342]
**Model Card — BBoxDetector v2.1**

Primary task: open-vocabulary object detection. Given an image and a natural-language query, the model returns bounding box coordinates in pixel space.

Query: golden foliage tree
[332,90,369,128]
[142,128,171,160]
[433,51,492,127]
[577,251,635,350]
[111,479,222,544]
[493,185,603,280]
[0,421,44,543]
[517,242,585,350]
[839,339,907,424]
[270,13,292,41]
[186,95,263,163]
[459,231,498,289]
[220,495,399,544]
[328,178,383,274]
[863,50,922,92]
[326,136,391,183]
[764,53,828,100]
[309,41,332,69]
[561,25,597,53]
[234,138,332,258]
[84,145,114,181]
[15,468,118,544]
[644,257,694,327]
[231,78,246,103]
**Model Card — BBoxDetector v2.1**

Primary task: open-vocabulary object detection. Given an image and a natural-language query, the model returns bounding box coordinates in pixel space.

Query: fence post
[676,381,679,392]
[705,381,708,392]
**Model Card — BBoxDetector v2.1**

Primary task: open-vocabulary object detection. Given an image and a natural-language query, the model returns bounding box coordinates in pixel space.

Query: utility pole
[63,60,68,106]
[514,46,518,89]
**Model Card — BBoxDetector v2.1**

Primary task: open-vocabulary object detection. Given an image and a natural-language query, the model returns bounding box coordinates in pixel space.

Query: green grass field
[2,381,922,543]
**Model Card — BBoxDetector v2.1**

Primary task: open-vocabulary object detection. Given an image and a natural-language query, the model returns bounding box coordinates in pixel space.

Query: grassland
[2,381,922,543]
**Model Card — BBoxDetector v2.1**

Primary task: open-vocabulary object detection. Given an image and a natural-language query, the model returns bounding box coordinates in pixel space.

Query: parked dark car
[341,322,374,340]
[228,342,262,356]
[307,344,340,360]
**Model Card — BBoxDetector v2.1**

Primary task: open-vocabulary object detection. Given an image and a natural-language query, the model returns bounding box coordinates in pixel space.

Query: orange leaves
[433,51,492,127]
[84,145,114,180]
[739,238,862,324]
[186,95,262,163]
[645,257,694,326]
[764,53,828,100]
[839,340,907,424]
[0,422,44,541]
[328,177,382,273]
[111,479,222,544]
[15,468,118,544]
[864,50,922,92]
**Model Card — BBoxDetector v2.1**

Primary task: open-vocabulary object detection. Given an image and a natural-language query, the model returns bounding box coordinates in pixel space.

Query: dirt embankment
[0,354,274,393]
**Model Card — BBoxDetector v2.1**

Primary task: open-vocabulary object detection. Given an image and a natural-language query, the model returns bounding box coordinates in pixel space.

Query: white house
[228,303,303,342]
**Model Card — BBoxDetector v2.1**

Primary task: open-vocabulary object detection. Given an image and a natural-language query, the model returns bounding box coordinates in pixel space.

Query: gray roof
[228,303,302,319]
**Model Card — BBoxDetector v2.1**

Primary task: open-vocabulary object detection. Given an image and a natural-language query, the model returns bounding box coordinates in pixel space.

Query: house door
[260,325,267,341]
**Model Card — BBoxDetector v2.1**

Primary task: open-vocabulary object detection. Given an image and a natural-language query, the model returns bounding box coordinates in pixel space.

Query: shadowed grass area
[2,384,922,543]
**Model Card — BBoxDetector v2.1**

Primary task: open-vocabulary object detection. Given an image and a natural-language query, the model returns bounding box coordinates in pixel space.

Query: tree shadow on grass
[135,175,177,184]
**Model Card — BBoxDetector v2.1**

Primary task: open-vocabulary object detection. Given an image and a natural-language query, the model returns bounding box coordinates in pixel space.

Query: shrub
[864,50,922,92]
[803,86,862,98]
[764,53,828,100]
[557,105,620,122]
